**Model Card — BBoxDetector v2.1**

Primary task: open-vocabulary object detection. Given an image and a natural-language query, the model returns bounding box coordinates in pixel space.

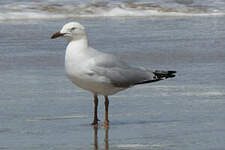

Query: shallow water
[0,17,225,149]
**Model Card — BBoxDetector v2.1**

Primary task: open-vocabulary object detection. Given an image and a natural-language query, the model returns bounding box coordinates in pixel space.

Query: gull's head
[51,22,86,41]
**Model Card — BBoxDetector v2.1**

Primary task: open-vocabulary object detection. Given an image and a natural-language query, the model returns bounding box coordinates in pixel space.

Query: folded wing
[89,53,175,88]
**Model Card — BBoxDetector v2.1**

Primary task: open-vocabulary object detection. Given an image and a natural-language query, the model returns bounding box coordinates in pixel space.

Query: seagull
[51,22,176,127]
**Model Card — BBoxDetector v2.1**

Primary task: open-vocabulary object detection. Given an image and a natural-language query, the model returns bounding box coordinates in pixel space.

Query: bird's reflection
[93,126,109,150]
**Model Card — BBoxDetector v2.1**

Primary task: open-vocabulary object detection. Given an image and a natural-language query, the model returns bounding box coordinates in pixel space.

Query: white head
[51,22,86,41]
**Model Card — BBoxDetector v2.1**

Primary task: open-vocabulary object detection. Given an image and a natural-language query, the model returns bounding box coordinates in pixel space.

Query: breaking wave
[1,1,224,21]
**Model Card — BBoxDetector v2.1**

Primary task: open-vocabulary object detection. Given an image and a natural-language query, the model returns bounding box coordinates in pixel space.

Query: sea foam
[0,1,224,21]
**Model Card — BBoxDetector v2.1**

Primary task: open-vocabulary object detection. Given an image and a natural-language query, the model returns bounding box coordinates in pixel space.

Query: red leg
[103,96,109,127]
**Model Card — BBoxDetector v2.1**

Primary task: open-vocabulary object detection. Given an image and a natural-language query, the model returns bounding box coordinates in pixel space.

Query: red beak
[51,32,64,39]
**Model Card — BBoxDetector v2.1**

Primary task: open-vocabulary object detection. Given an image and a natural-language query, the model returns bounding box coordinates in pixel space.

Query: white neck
[65,36,89,67]
[65,36,89,78]
[67,36,88,51]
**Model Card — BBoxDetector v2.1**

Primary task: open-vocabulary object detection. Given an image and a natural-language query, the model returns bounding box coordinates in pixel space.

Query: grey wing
[90,54,156,88]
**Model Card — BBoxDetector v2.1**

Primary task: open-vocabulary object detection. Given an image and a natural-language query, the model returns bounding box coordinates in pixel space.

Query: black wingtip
[134,70,176,86]
[167,71,176,78]
[168,71,176,74]
[154,70,176,79]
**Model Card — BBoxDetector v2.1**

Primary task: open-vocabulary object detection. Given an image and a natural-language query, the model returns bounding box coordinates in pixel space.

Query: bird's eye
[71,27,76,31]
